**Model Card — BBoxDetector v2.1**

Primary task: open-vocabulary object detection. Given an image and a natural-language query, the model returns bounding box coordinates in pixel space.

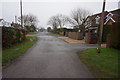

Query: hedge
[97,25,112,42]
[110,22,120,49]
[2,27,26,48]
[57,28,77,32]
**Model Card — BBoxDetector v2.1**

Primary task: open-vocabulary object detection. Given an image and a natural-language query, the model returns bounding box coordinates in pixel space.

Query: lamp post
[97,0,106,53]
[20,0,23,28]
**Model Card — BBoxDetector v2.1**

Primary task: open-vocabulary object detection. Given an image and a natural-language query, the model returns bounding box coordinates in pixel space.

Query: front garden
[2,27,38,66]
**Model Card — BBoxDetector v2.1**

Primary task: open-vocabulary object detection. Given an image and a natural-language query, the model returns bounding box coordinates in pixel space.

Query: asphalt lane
[3,32,97,78]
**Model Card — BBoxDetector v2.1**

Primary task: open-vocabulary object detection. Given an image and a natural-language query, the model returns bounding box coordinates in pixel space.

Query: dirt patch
[58,36,106,47]
[58,36,86,44]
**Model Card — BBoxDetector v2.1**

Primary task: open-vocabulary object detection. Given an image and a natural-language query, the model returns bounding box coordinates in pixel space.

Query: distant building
[0,19,11,27]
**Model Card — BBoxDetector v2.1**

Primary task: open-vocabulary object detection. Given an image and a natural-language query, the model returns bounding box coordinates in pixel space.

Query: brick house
[104,9,120,25]
[0,19,11,27]
[85,8,120,44]
[86,8,120,30]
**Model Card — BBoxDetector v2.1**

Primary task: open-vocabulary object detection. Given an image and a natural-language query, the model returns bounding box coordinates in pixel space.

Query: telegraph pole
[97,0,106,53]
[20,0,23,28]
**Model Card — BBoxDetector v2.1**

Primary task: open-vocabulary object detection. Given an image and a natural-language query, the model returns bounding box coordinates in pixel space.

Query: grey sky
[1,0,120,29]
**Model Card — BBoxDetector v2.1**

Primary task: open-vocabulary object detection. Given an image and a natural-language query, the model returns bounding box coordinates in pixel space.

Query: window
[95,16,100,24]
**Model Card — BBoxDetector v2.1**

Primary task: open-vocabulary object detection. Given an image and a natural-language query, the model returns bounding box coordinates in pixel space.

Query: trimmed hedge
[97,25,112,42]
[110,22,120,49]
[57,28,77,32]
[2,27,26,48]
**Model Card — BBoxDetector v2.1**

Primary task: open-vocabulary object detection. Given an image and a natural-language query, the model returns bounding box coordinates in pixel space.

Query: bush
[2,27,26,48]
[25,25,36,33]
[97,25,112,42]
[110,22,120,49]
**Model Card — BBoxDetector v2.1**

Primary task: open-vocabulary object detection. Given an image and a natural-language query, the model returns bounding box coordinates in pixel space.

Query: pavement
[2,32,97,78]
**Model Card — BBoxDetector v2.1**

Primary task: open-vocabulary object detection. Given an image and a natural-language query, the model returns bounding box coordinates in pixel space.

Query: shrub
[2,27,26,48]
[97,25,112,42]
[110,22,120,49]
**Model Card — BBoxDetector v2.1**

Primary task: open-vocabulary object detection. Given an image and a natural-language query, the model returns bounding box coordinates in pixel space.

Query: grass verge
[49,33,62,36]
[2,36,38,66]
[78,48,119,78]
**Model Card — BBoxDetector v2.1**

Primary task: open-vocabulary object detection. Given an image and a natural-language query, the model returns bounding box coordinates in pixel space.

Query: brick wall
[87,29,98,44]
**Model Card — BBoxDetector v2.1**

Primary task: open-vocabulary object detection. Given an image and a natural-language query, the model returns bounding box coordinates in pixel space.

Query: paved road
[3,32,97,78]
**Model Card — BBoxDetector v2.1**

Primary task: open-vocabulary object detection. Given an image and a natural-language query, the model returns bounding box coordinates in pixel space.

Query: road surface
[3,32,97,78]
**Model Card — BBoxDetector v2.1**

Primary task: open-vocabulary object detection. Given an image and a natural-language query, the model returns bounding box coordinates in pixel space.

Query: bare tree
[71,8,90,25]
[56,14,76,28]
[47,14,76,33]
[18,14,39,27]
[48,14,75,29]
[71,8,91,32]
[47,16,59,33]
[55,14,67,28]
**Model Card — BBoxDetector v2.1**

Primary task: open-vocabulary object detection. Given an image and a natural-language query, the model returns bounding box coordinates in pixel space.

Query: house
[86,8,120,28]
[0,19,11,27]
[85,8,120,44]
[73,25,79,29]
[86,11,109,29]
[0,19,3,27]
[11,22,22,29]
[104,9,120,25]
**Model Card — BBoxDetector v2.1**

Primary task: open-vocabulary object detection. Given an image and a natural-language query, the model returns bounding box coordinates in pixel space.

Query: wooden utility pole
[20,0,23,28]
[97,0,106,53]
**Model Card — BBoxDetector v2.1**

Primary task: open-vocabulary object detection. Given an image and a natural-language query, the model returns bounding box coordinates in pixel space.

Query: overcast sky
[1,0,120,29]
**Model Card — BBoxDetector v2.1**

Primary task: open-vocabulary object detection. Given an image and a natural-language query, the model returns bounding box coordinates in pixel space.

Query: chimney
[15,16,17,23]
[118,1,120,9]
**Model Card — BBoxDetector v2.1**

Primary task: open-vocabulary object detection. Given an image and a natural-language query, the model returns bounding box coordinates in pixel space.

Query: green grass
[2,36,38,66]
[28,31,39,34]
[49,33,62,36]
[78,48,120,78]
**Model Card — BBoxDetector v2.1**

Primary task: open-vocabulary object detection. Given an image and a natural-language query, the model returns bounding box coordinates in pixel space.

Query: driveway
[3,32,97,78]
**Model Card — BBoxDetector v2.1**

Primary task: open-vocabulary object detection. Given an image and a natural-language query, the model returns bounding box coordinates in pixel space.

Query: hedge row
[50,28,78,34]
[2,27,26,48]
[110,22,120,49]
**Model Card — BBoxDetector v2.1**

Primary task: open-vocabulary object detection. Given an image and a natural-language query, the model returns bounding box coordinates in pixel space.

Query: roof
[104,8,120,24]
[86,11,109,27]
[87,8,120,27]
[88,11,109,21]
[109,8,120,22]
[0,19,3,22]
